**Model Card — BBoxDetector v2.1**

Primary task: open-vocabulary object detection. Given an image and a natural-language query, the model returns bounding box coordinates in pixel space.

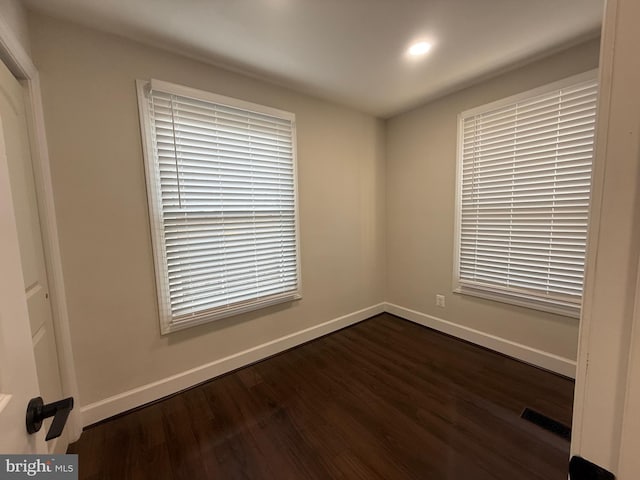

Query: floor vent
[521,408,571,441]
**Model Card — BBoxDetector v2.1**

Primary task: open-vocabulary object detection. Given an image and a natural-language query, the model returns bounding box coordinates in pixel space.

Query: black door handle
[26,396,74,441]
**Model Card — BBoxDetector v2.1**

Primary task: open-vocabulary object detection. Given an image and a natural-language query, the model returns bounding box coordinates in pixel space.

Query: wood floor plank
[69,314,574,479]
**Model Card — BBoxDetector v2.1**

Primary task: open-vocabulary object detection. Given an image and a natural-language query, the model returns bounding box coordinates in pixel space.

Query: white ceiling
[23,0,604,117]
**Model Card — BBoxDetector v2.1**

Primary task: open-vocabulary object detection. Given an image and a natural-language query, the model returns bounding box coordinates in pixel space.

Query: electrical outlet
[436,294,445,307]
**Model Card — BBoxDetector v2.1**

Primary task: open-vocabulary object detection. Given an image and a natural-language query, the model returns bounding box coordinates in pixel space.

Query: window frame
[136,79,302,334]
[453,70,599,318]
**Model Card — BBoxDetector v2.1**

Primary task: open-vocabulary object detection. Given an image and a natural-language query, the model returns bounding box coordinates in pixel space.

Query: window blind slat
[463,87,597,131]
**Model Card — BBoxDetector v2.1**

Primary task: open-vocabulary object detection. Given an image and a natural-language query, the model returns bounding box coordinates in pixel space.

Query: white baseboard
[81,301,575,426]
[80,303,385,426]
[384,303,576,378]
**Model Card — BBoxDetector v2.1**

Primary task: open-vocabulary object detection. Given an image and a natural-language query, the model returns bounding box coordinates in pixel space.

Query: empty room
[1,0,639,479]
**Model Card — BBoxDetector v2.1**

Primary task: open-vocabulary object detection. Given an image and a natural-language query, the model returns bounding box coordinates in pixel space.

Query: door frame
[0,16,82,443]
[616,258,640,477]
[571,0,640,475]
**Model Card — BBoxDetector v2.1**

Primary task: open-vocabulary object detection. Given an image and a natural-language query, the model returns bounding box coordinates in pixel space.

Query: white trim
[384,303,576,378]
[136,79,174,331]
[571,0,640,469]
[453,107,464,293]
[0,21,81,443]
[571,2,617,459]
[0,14,35,79]
[168,293,303,334]
[0,394,11,415]
[617,253,640,477]
[80,303,385,426]
[453,286,580,319]
[21,75,82,442]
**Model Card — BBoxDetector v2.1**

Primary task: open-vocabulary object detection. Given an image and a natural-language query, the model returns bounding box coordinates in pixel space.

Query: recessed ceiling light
[407,41,432,57]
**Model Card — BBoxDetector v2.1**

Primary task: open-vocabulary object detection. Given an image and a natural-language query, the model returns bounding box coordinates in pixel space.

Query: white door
[0,112,46,453]
[0,58,66,452]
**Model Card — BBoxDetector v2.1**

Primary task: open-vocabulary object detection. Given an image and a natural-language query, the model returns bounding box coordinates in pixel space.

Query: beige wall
[29,13,386,407]
[385,39,600,361]
[0,0,31,55]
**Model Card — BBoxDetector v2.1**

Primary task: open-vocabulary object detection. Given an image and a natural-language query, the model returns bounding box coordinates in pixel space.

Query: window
[137,80,301,334]
[454,71,598,317]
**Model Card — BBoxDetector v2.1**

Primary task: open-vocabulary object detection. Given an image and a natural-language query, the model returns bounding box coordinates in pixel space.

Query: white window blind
[137,80,301,334]
[455,73,598,317]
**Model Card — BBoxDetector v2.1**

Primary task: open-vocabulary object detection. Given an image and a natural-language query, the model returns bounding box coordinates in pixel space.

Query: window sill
[454,286,580,319]
[161,291,302,335]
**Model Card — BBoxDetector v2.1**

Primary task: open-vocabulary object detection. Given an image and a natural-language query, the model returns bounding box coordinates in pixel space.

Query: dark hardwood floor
[68,313,574,479]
